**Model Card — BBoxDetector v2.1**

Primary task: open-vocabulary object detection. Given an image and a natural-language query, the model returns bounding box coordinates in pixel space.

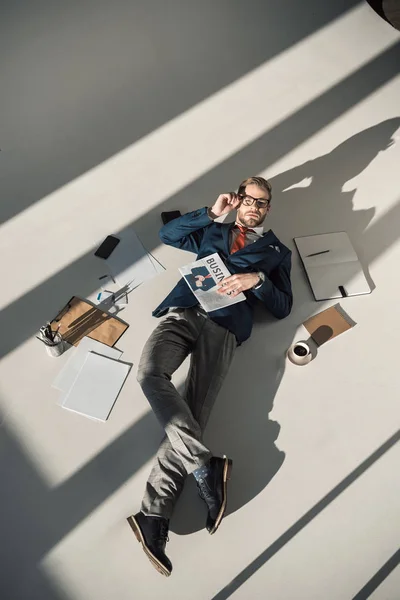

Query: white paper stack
[52,337,131,421]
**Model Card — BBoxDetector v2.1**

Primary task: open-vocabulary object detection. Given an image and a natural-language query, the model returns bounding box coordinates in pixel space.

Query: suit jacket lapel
[222,223,235,255]
[242,229,275,254]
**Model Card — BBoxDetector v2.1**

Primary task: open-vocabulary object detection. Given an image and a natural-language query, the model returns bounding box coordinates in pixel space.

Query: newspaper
[179,253,246,313]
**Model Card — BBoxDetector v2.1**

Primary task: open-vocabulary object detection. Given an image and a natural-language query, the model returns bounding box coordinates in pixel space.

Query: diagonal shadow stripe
[352,548,400,600]
[1,392,179,568]
[50,411,161,545]
[0,42,399,361]
[211,430,400,600]
[0,411,161,567]
[0,0,360,225]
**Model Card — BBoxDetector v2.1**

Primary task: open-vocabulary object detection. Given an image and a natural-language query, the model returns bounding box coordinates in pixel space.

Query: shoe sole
[126,515,171,577]
[209,456,232,535]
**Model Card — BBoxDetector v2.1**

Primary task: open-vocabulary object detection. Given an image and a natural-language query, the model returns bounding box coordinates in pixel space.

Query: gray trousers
[137,307,237,519]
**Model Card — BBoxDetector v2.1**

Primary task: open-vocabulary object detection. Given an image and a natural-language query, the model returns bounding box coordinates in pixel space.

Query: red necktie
[230,225,254,254]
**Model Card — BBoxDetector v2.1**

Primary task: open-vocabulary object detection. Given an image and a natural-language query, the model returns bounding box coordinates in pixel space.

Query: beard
[237,210,265,228]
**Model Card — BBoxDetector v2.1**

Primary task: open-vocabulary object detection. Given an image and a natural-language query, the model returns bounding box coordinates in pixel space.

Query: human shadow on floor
[170,118,399,535]
[269,117,400,291]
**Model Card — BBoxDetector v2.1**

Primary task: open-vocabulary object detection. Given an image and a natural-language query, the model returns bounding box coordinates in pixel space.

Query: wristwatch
[253,271,265,289]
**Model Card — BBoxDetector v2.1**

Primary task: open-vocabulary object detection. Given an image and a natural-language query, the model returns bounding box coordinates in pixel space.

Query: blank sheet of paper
[61,352,130,421]
[52,336,123,392]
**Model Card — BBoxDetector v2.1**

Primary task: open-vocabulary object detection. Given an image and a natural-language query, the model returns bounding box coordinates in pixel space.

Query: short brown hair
[238,176,272,203]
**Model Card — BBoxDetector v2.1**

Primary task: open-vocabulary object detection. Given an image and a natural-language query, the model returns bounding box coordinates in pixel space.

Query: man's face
[236,183,271,228]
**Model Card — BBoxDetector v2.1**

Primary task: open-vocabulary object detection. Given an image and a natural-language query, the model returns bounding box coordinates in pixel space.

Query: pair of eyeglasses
[238,194,270,209]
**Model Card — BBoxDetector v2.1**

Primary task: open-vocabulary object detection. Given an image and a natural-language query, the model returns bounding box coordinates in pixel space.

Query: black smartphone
[94,235,120,259]
[161,210,181,225]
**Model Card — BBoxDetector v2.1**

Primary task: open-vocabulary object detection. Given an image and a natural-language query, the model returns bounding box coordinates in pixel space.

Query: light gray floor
[0,2,399,599]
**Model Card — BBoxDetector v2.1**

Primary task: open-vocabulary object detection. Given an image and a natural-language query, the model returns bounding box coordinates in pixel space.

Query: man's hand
[217,273,260,297]
[209,193,241,218]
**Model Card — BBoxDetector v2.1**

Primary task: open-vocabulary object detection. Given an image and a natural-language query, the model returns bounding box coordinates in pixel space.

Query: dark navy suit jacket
[153,207,293,344]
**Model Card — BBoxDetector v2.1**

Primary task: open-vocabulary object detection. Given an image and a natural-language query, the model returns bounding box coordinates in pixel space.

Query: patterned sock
[192,461,210,481]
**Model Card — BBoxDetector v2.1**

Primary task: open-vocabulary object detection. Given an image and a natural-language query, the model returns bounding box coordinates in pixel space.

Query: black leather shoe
[196,455,232,534]
[127,512,172,577]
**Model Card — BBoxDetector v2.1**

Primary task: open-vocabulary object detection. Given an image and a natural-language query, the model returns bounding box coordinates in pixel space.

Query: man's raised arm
[159,207,213,254]
[159,193,241,254]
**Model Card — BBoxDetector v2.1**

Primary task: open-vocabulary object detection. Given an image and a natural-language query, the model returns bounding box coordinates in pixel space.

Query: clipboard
[50,296,129,347]
[303,304,356,346]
